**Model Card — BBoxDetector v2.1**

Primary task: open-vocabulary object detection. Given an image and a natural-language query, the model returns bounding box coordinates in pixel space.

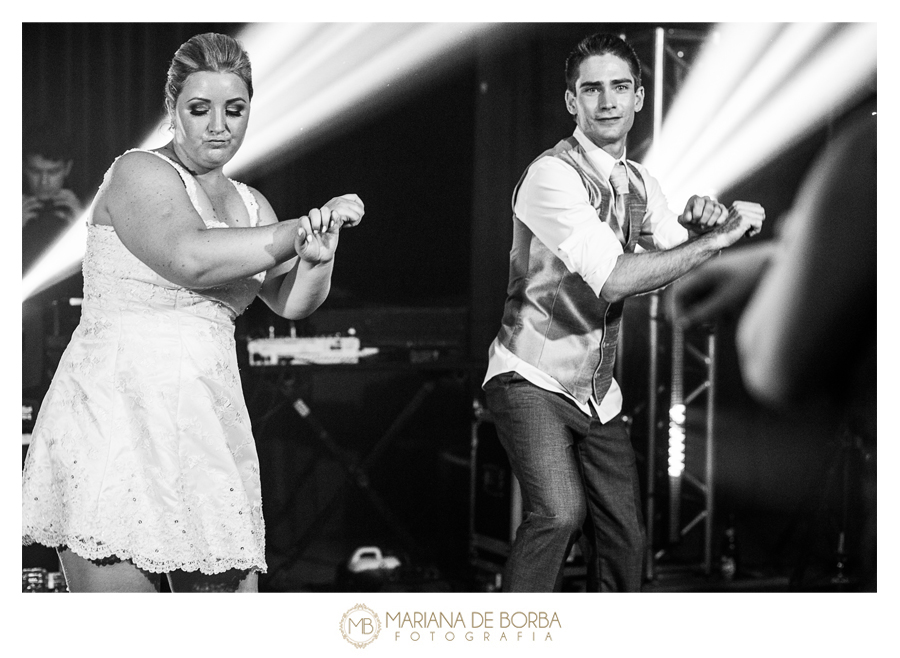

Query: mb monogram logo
[340,604,382,648]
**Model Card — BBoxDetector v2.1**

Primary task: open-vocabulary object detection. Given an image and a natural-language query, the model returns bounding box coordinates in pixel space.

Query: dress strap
[230,180,261,227]
[131,149,204,213]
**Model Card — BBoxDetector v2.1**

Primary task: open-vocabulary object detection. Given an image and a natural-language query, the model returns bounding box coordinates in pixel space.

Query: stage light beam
[227,22,495,177]
[643,22,876,212]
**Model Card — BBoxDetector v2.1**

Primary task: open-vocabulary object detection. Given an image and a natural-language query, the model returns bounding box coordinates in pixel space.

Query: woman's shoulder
[108,149,188,189]
[113,149,177,173]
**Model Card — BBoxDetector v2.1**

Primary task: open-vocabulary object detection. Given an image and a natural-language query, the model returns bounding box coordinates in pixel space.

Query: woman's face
[171,71,250,172]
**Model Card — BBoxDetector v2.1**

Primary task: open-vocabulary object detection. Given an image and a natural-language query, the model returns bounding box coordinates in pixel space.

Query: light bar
[667,403,686,478]
[667,322,686,543]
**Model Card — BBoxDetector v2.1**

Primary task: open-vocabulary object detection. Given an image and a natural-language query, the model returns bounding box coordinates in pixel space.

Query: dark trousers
[484,372,645,592]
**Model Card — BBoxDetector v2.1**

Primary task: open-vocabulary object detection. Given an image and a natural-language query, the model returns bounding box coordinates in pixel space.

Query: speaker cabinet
[468,407,521,570]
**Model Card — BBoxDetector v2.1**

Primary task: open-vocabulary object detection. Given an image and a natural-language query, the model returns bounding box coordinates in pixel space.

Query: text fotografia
[387,611,561,642]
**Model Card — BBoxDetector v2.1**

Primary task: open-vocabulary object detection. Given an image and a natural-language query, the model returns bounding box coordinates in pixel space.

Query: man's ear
[564,89,577,116]
[634,86,645,113]
[63,160,74,178]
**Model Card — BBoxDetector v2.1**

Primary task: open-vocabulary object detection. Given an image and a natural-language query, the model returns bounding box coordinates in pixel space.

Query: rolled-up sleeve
[637,167,689,251]
[515,157,623,297]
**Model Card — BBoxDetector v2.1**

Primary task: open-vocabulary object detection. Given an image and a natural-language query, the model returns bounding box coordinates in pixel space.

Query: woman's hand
[323,193,365,228]
[294,207,339,264]
[293,194,364,264]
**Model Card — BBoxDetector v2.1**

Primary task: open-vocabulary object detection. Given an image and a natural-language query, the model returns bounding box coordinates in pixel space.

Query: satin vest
[496,137,647,404]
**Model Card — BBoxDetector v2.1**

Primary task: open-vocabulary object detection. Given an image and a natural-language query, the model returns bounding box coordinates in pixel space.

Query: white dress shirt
[485,127,689,422]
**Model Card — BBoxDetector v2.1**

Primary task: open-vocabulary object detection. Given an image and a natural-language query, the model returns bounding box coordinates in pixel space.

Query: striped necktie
[609,161,630,244]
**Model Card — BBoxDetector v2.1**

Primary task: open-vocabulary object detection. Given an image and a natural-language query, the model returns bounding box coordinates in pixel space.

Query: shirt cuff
[558,222,624,297]
[652,215,690,250]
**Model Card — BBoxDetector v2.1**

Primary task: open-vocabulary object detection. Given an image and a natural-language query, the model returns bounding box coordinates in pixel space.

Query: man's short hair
[23,123,75,163]
[565,33,643,92]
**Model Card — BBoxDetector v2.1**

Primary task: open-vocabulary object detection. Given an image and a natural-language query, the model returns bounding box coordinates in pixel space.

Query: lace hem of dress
[22,532,267,575]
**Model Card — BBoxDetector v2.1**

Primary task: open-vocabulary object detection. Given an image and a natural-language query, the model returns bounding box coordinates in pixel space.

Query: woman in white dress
[21,32,365,592]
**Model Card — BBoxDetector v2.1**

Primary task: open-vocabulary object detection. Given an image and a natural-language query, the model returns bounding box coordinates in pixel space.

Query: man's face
[565,53,644,159]
[24,154,72,200]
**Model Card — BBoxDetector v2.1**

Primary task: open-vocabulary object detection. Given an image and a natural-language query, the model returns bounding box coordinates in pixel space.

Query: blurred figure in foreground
[675,105,876,590]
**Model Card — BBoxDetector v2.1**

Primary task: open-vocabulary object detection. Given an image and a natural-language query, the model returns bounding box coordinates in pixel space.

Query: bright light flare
[227,22,496,177]
[22,212,89,300]
[644,22,876,212]
[23,22,499,301]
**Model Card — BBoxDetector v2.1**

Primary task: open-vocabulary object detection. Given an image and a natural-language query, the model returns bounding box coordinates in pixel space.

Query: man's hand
[678,195,727,234]
[51,189,82,220]
[709,201,767,249]
[23,189,82,228]
[22,195,41,227]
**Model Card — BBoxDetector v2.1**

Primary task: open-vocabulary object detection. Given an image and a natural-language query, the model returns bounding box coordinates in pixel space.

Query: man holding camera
[23,129,83,274]
[22,127,84,393]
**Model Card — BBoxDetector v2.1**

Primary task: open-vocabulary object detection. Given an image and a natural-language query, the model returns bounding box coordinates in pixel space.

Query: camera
[34,199,68,224]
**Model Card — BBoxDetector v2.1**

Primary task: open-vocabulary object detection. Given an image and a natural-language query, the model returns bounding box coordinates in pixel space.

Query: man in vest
[482,32,766,592]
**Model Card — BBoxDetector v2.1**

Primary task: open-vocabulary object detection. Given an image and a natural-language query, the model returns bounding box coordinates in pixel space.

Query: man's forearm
[600,232,722,303]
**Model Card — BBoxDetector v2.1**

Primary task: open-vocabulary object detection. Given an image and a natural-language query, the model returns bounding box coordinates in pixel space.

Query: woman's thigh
[58,548,161,593]
[166,569,258,593]
[58,548,258,592]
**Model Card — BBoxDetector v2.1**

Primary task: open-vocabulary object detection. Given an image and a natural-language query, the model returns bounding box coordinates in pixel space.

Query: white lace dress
[22,150,268,575]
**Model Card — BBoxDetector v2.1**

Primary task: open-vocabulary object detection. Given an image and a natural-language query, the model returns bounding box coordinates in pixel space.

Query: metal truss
[633,26,719,581]
[644,307,717,579]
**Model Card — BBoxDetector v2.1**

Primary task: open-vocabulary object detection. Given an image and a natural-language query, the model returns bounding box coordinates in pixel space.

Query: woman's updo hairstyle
[164,33,253,116]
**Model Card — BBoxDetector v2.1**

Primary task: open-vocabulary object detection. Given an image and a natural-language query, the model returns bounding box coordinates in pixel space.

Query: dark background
[22,22,875,592]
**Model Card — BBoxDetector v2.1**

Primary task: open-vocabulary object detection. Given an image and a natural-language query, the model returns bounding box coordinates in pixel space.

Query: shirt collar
[573,127,627,182]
